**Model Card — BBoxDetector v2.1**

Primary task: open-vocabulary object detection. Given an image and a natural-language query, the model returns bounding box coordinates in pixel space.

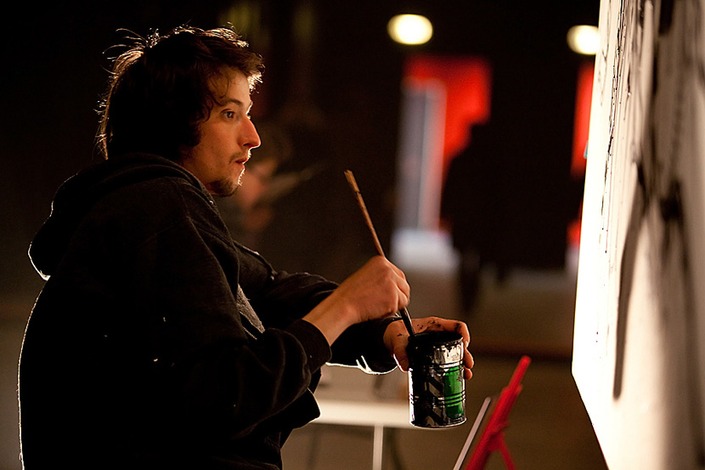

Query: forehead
[210,68,252,102]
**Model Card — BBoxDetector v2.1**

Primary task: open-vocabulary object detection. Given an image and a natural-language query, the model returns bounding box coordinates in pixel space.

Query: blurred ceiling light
[567,25,600,55]
[388,14,433,45]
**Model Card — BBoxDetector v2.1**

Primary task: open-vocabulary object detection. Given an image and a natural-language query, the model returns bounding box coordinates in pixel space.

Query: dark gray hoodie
[19,153,397,469]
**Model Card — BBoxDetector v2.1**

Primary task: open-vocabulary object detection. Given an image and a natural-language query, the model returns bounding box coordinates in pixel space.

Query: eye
[224,111,236,119]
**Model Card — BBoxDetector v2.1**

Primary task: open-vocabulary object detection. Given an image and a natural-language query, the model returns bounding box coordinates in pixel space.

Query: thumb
[394,343,411,372]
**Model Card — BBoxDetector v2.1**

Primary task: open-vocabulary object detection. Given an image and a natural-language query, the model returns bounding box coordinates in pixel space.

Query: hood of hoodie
[29,153,208,280]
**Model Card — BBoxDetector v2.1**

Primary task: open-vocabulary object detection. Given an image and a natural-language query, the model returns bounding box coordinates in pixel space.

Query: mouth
[235,152,251,165]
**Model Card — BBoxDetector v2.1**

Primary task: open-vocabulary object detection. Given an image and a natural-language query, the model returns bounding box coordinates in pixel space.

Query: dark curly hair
[96,25,264,161]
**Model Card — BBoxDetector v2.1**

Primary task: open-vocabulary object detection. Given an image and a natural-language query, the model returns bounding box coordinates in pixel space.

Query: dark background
[0,0,598,296]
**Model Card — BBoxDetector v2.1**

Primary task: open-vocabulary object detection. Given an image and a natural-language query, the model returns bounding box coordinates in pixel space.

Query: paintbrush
[344,170,416,337]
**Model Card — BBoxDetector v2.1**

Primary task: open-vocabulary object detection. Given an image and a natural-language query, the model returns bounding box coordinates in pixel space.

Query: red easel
[464,355,532,470]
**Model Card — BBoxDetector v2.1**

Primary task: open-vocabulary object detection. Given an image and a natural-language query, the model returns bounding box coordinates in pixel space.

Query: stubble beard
[210,169,244,197]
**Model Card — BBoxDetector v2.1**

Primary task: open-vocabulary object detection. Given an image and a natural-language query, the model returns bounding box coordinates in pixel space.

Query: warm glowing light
[388,14,433,45]
[567,25,600,55]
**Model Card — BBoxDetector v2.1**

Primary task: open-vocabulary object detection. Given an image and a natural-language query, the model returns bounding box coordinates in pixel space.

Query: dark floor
[0,239,608,470]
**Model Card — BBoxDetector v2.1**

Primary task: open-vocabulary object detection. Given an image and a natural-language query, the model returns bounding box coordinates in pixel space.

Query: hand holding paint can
[343,170,466,427]
[408,331,467,428]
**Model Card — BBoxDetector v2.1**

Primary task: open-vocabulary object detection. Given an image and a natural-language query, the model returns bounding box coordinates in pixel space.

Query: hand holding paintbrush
[344,170,416,337]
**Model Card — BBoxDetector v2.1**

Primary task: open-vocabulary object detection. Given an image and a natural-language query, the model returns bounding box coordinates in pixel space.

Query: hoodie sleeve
[235,247,400,373]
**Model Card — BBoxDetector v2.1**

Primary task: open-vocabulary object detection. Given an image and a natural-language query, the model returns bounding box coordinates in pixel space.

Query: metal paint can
[408,331,466,428]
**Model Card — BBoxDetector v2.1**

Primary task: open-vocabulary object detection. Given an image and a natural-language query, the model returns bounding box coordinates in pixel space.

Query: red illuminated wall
[404,55,492,175]
[404,55,592,248]
[568,61,594,247]
[572,61,594,177]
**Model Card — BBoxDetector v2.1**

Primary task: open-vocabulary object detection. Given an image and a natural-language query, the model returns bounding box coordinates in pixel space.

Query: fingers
[370,256,410,310]
[333,256,411,322]
[383,319,411,371]
[463,350,475,379]
[384,316,474,378]
[410,317,472,347]
[413,317,474,379]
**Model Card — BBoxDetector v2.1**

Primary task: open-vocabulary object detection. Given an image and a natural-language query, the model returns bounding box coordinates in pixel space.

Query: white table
[314,397,415,470]
[311,368,417,470]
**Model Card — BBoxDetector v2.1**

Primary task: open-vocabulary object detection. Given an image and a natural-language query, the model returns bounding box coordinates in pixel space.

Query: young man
[18,26,473,469]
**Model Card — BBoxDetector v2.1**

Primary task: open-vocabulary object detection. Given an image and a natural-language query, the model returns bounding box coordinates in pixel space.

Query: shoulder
[89,154,223,236]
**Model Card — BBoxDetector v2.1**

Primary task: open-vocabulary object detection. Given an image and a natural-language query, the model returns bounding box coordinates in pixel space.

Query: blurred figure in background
[440,123,495,317]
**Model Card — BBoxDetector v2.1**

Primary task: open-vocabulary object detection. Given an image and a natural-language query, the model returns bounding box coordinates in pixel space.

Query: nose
[244,118,261,150]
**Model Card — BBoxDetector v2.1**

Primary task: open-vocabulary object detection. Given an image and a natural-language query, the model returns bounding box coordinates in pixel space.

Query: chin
[209,179,239,198]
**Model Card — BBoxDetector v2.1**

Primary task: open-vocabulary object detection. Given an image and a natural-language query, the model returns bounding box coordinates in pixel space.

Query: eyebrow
[221,97,253,112]
[221,98,244,107]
